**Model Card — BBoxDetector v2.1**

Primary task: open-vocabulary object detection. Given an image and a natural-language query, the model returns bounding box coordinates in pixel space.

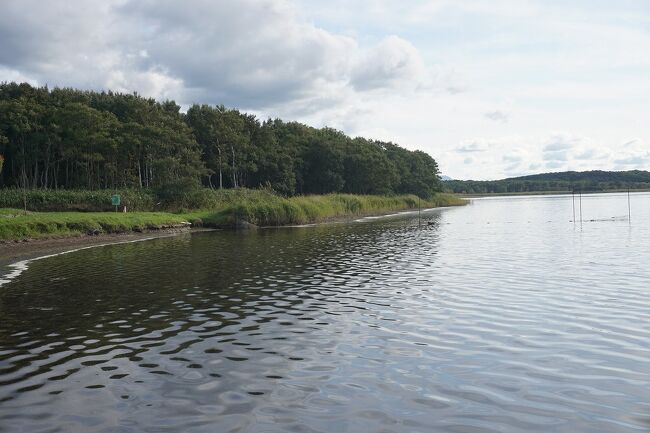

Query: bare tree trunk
[218,149,223,189]
[44,135,51,188]
[216,141,223,189]
[53,161,58,190]
[21,137,27,213]
[22,167,27,214]
[33,161,38,189]
[231,145,237,188]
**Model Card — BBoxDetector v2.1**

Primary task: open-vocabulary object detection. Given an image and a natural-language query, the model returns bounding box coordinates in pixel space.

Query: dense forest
[0,82,441,198]
[445,170,650,194]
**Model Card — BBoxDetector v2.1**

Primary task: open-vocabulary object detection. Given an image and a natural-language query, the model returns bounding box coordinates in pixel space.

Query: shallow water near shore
[1,192,650,433]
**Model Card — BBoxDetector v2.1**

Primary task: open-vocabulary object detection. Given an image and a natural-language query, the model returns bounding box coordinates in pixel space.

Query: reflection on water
[1,193,650,433]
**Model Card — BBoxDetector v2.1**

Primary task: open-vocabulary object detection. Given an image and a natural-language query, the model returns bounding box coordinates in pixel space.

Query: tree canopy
[0,82,442,197]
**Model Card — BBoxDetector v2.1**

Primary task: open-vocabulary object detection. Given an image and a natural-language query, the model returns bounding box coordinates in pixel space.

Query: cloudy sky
[1,0,648,179]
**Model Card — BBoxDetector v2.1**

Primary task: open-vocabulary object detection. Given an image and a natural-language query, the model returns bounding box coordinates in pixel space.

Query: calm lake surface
[1,193,650,433]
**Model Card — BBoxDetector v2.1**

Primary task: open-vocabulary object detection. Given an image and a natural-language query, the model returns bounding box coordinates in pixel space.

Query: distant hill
[505,170,650,183]
[440,175,453,181]
[444,170,650,194]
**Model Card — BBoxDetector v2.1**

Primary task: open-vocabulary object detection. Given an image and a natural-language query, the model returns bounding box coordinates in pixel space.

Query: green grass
[0,208,188,241]
[0,190,466,241]
[183,191,465,227]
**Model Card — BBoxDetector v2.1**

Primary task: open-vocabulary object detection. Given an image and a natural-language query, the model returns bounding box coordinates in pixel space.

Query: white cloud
[0,0,450,111]
[456,141,489,153]
[503,155,523,163]
[542,133,583,152]
[485,111,509,123]
[612,139,650,170]
[1,0,648,179]
[351,36,430,92]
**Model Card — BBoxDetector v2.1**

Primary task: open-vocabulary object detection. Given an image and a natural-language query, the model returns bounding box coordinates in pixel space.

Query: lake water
[1,193,650,433]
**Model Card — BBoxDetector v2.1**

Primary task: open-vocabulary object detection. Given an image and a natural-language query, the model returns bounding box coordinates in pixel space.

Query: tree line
[444,170,650,194]
[0,82,442,198]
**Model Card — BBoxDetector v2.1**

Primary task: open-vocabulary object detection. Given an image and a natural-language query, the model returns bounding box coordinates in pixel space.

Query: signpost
[112,194,121,212]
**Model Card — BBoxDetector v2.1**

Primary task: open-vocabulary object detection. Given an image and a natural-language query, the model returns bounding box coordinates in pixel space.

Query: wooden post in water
[418,196,421,228]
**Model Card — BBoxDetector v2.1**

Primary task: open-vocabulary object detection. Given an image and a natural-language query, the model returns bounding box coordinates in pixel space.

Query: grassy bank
[185,191,465,227]
[0,208,190,241]
[0,189,466,241]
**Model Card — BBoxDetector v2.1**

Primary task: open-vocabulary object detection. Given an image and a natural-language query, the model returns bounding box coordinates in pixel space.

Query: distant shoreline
[443,170,650,197]
[457,189,650,198]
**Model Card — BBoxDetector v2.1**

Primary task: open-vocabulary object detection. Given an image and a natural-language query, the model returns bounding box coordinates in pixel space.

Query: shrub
[0,188,156,212]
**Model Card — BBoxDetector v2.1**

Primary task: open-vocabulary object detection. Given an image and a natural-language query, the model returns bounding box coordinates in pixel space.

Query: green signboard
[111,194,121,206]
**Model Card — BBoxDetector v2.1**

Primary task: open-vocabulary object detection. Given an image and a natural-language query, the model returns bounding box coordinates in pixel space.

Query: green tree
[301,128,346,194]
[343,138,398,195]
[0,81,448,198]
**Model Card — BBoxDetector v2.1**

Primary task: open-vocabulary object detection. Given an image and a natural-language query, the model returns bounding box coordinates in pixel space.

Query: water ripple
[1,193,650,432]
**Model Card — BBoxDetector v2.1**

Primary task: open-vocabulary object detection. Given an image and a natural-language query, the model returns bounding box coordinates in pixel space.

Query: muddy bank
[0,228,215,267]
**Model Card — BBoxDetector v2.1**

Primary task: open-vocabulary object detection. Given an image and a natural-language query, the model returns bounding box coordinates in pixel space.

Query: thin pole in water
[628,188,631,223]
[418,196,421,228]
[572,189,576,223]
[579,189,583,227]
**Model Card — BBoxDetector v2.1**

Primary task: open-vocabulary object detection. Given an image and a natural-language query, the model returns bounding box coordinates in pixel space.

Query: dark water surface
[1,193,650,432]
